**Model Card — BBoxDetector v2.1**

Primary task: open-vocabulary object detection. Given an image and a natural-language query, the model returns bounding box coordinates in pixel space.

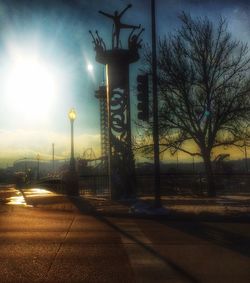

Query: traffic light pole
[151,0,161,207]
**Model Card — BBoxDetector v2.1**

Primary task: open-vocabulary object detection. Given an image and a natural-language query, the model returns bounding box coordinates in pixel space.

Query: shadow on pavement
[70,196,199,283]
[158,220,250,259]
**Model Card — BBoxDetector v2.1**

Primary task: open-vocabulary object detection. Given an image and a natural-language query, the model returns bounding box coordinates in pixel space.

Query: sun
[87,63,93,72]
[3,51,59,123]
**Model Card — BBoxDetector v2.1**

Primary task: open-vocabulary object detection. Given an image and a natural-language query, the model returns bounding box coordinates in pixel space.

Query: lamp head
[68,108,77,121]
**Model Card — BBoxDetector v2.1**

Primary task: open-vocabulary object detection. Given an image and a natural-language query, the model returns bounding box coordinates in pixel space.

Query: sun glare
[87,63,93,72]
[3,51,59,123]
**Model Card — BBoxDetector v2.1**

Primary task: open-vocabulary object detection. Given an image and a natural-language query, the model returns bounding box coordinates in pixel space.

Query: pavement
[1,185,250,282]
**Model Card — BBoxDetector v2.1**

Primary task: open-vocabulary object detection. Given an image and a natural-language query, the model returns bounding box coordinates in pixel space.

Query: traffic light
[137,74,149,121]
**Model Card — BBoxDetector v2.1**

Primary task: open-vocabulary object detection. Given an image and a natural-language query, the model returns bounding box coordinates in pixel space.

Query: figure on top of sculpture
[89,30,106,53]
[128,26,145,51]
[99,4,140,49]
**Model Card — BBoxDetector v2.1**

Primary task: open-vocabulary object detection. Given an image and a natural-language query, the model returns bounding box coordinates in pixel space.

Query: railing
[79,173,250,196]
[34,173,250,197]
[137,173,250,196]
[79,174,109,196]
[34,178,65,194]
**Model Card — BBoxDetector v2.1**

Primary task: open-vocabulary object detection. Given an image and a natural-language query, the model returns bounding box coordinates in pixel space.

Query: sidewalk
[1,187,250,283]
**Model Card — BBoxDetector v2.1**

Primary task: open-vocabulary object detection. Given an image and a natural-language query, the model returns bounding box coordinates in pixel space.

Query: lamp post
[244,125,250,173]
[68,108,77,172]
[36,154,40,180]
[151,0,161,207]
[192,155,195,173]
[52,143,55,175]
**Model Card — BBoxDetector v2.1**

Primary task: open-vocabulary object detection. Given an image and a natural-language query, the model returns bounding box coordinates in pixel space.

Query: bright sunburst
[3,49,60,123]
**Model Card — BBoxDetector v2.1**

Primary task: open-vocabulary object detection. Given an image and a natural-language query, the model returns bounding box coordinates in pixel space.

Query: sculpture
[99,4,140,48]
[89,30,106,53]
[128,27,145,51]
[91,4,143,199]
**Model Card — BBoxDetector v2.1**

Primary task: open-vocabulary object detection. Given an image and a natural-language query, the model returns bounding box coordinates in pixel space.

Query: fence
[36,173,250,197]
[78,172,250,197]
[79,174,109,196]
[148,173,250,195]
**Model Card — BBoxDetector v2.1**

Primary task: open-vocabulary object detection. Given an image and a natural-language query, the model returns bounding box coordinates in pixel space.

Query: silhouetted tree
[141,13,250,196]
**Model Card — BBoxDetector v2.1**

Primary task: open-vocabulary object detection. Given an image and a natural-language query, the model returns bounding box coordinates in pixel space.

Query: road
[0,187,250,282]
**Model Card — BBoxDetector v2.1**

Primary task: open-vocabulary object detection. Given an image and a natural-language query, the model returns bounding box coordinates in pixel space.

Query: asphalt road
[0,188,250,282]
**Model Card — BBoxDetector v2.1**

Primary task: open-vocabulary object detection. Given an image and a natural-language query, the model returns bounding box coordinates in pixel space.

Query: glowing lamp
[68,108,77,121]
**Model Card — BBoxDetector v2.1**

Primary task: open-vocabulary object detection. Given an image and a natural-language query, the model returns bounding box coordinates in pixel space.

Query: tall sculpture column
[95,85,109,170]
[90,4,144,199]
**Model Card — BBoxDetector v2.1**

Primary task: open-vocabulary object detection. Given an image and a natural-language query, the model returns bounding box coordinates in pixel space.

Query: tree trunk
[202,150,216,197]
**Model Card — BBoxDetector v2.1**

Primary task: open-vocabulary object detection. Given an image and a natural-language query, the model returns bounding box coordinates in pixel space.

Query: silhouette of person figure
[99,4,140,48]
[89,30,106,53]
[128,27,145,50]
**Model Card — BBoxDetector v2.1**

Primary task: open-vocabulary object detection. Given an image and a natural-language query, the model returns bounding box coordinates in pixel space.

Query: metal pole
[106,65,113,200]
[24,157,27,173]
[37,159,40,180]
[37,154,40,180]
[193,156,195,173]
[245,141,248,172]
[176,152,179,170]
[70,120,75,171]
[52,143,55,174]
[151,0,161,207]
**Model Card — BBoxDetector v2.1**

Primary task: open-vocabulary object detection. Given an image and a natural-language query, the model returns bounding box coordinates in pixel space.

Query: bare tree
[141,13,250,196]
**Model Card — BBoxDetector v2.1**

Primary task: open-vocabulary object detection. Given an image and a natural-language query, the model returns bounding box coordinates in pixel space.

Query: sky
[0,0,249,167]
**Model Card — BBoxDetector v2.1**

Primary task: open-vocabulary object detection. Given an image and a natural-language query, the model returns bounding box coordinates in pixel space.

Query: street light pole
[151,0,161,207]
[68,108,77,172]
[70,119,75,168]
[244,142,248,172]
[36,154,40,180]
[192,156,195,173]
[244,125,250,173]
[52,143,55,174]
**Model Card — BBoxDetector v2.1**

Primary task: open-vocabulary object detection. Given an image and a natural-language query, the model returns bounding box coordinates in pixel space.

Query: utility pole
[244,140,248,173]
[192,156,195,173]
[36,154,40,180]
[244,125,249,173]
[52,143,55,174]
[176,152,179,171]
[151,0,161,207]
[24,157,27,173]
